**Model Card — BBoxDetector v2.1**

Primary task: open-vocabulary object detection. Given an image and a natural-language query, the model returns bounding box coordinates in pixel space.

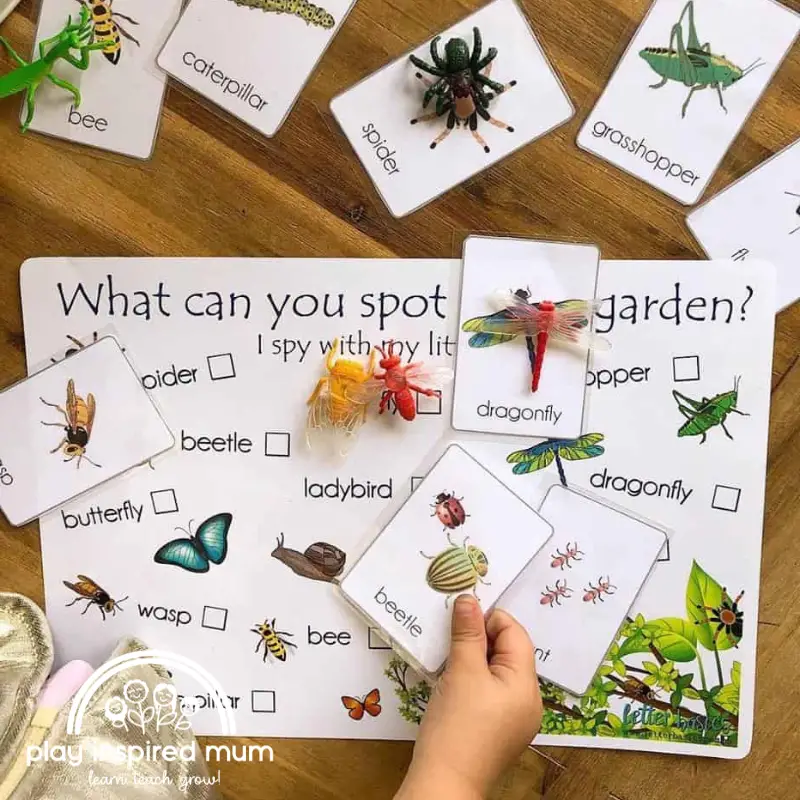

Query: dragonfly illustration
[462,289,610,392]
[506,434,605,487]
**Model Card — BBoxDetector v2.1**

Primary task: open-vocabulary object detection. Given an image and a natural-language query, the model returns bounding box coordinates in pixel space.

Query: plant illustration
[385,657,431,725]
[103,680,196,734]
[506,433,605,487]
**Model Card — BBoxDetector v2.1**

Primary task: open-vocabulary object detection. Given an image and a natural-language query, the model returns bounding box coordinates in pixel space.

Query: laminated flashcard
[500,486,668,696]
[0,336,174,526]
[576,0,800,205]
[158,0,357,138]
[0,0,22,25]
[687,137,800,311]
[339,444,552,676]
[26,0,184,159]
[330,0,574,217]
[452,236,604,439]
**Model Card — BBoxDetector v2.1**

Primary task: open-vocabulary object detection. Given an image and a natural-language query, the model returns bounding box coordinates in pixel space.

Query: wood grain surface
[1,0,799,797]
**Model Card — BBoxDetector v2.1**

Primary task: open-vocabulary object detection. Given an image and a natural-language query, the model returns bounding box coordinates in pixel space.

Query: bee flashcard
[452,236,604,440]
[329,0,574,217]
[157,0,357,138]
[339,444,552,676]
[26,0,184,158]
[576,0,800,206]
[499,486,669,696]
[0,336,174,526]
[687,137,800,311]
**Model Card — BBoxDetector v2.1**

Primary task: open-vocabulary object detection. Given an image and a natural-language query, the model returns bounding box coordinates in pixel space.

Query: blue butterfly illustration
[153,513,232,574]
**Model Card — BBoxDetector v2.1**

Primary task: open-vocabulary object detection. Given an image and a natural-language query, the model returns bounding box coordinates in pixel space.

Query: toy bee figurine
[41,378,101,468]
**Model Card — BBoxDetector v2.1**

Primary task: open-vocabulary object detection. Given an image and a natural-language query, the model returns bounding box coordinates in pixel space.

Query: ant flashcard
[330,0,574,217]
[499,485,668,696]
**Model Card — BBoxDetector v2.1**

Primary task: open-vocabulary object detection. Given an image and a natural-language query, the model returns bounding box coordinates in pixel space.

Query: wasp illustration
[696,587,744,647]
[673,377,749,444]
[76,0,140,65]
[432,492,468,530]
[550,542,584,571]
[540,579,572,608]
[786,191,800,235]
[421,534,489,607]
[64,575,127,620]
[640,1,765,119]
[41,379,101,468]
[252,618,297,664]
[583,577,617,604]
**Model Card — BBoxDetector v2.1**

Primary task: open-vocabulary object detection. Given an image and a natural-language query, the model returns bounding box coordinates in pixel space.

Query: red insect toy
[540,579,572,607]
[550,541,584,570]
[432,492,468,530]
[583,576,617,604]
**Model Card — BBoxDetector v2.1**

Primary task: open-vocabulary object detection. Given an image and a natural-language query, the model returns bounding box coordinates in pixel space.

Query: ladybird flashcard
[329,0,574,217]
[26,0,184,158]
[576,0,800,206]
[499,485,669,696]
[339,444,552,676]
[687,136,800,311]
[158,0,357,138]
[452,236,603,440]
[0,336,174,526]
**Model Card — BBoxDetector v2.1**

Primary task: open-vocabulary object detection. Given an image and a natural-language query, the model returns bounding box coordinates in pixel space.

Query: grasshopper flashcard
[0,336,174,526]
[340,444,552,676]
[330,0,574,217]
[577,0,800,205]
[158,0,357,138]
[687,137,800,311]
[26,0,184,158]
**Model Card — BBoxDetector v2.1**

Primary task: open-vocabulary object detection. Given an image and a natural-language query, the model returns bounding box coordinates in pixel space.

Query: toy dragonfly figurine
[462,288,610,393]
[0,5,105,132]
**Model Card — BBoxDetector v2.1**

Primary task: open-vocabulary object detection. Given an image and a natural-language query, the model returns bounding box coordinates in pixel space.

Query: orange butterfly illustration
[341,688,382,721]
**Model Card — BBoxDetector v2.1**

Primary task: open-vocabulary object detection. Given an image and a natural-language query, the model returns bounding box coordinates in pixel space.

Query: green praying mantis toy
[0,5,105,133]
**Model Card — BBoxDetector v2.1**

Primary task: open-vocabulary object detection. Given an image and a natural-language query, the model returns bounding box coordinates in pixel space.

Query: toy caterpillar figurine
[227,0,336,29]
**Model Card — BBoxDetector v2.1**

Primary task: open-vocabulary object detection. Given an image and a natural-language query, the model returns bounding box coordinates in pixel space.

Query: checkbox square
[207,353,236,381]
[264,432,291,458]
[410,476,425,493]
[416,391,443,416]
[367,627,392,650]
[251,690,276,713]
[150,489,179,515]
[712,485,741,513]
[672,355,701,383]
[202,606,228,631]
[657,540,671,563]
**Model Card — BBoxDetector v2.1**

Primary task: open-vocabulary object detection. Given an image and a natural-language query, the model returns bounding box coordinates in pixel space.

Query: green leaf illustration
[646,617,698,662]
[618,632,652,658]
[686,560,727,651]
[715,662,741,715]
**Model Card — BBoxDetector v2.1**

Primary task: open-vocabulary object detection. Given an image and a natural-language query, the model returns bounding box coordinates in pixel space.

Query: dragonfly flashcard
[452,236,604,439]
[330,0,574,217]
[576,0,800,205]
[0,336,174,526]
[158,0,357,138]
[339,444,552,676]
[687,137,800,311]
[26,0,184,158]
[499,485,668,696]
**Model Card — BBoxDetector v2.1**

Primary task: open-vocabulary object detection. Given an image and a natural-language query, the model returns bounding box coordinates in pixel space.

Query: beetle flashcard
[339,444,552,676]
[576,0,800,205]
[330,0,574,217]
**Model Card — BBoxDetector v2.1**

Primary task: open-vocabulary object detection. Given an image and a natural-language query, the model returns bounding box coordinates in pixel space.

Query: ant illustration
[695,587,744,647]
[583,576,617,604]
[540,579,572,608]
[550,542,584,570]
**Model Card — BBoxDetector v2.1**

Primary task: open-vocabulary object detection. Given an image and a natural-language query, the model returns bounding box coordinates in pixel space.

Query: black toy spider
[409,26,517,154]
[695,587,744,647]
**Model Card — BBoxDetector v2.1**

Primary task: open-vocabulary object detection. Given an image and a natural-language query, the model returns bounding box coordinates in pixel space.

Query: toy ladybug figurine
[432,492,468,530]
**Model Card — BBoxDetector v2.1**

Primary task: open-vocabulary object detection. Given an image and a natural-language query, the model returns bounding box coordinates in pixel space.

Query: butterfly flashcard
[153,513,232,573]
[341,688,381,720]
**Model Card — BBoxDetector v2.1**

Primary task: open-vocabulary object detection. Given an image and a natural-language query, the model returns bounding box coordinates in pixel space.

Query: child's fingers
[447,594,489,674]
[486,608,536,677]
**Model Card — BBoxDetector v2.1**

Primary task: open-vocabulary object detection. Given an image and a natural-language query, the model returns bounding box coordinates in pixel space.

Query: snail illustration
[271,533,346,584]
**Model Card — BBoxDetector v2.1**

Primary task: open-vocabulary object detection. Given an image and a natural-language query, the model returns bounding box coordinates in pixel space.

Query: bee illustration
[76,0,140,65]
[40,379,101,468]
[64,575,127,620]
[252,618,297,664]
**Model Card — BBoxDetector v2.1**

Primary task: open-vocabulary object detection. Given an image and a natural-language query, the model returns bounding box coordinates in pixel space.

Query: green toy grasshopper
[673,377,749,444]
[0,5,105,133]
[640,0,765,119]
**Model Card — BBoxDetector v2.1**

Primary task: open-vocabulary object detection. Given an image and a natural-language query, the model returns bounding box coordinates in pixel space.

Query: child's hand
[396,595,542,799]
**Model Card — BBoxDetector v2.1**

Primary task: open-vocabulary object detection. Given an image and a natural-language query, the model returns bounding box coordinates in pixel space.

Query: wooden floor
[1,0,799,797]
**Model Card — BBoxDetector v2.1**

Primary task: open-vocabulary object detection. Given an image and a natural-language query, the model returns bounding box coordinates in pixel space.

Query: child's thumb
[447,595,488,673]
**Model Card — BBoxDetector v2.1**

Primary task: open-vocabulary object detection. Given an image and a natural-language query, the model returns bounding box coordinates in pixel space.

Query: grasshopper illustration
[672,377,749,444]
[639,1,765,119]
